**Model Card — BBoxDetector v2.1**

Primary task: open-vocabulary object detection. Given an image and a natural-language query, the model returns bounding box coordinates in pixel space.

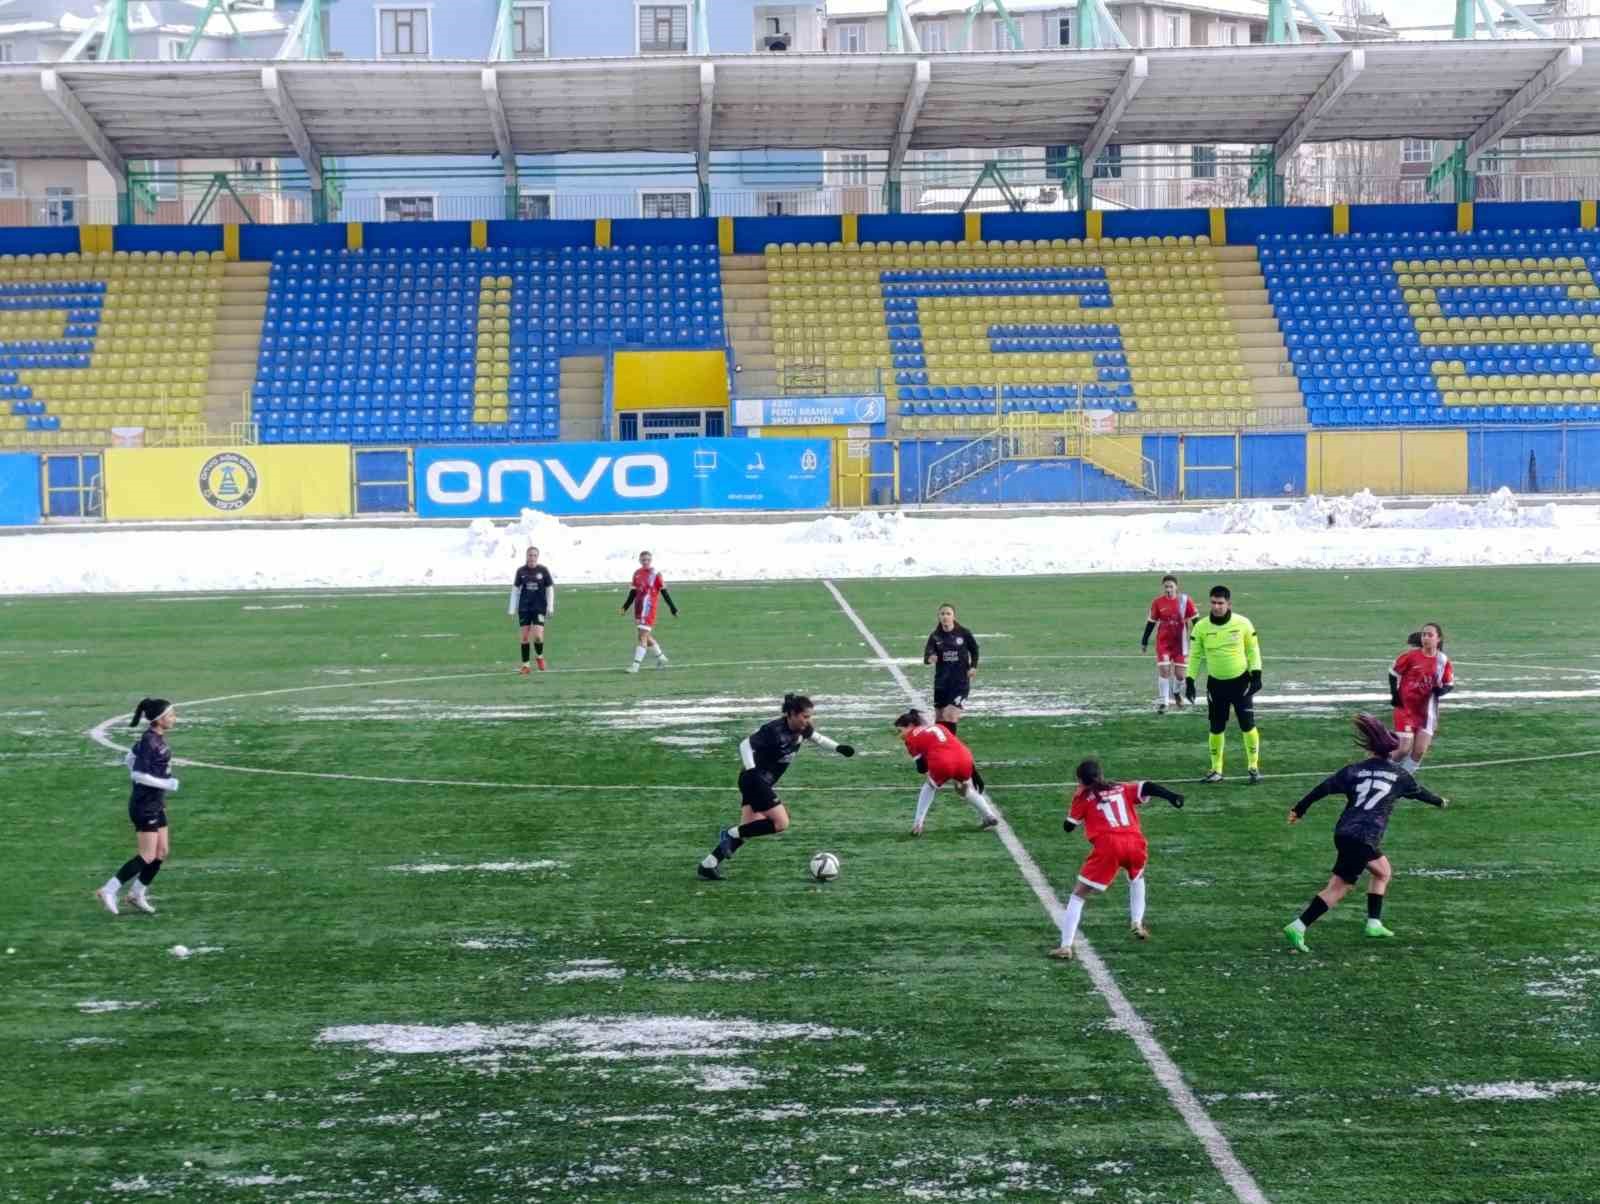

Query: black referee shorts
[1206,673,1257,734]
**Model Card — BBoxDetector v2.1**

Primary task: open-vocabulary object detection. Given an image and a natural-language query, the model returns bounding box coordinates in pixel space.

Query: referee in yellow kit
[1184,585,1263,784]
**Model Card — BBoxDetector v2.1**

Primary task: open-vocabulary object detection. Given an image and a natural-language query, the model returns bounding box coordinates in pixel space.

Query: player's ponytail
[129,697,171,727]
[1353,713,1400,759]
[1406,631,1423,648]
[1074,759,1113,793]
[781,693,814,716]
[894,709,924,729]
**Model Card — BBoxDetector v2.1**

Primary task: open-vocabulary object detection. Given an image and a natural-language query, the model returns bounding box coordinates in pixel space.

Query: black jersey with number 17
[1291,756,1445,846]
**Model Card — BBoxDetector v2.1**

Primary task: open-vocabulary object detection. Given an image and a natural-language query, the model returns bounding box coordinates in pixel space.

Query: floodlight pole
[98,0,131,61]
[886,0,922,52]
[1072,0,1129,48]
[1443,0,1553,201]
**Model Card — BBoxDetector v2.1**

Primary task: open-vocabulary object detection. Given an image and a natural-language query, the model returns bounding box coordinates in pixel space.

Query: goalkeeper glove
[1248,669,1263,696]
[1184,677,1196,703]
[837,744,855,758]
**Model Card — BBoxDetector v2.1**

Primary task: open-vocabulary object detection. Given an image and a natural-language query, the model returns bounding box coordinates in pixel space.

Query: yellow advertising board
[105,445,352,520]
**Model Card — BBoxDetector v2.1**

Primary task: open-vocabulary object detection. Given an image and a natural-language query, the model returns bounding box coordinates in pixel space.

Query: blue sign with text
[733,395,886,427]
[415,437,832,518]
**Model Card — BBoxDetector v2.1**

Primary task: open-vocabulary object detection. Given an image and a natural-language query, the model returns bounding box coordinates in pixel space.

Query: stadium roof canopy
[2,39,1598,172]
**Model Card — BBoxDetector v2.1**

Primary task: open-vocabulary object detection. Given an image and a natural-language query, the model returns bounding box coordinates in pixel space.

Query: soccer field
[6,566,1599,1203]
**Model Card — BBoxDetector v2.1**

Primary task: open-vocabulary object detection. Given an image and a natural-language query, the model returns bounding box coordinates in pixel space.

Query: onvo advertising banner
[414,437,832,518]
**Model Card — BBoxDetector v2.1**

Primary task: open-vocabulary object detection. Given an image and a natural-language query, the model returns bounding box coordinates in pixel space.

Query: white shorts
[636,623,654,634]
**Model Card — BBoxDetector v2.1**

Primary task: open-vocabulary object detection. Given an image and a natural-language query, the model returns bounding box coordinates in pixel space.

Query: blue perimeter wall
[0,453,42,526]
[6,201,1596,260]
[1142,434,1307,500]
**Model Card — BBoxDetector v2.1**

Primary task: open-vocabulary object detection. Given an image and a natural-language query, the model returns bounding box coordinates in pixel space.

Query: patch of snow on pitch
[1431,1080,1600,1102]
[387,860,567,874]
[546,963,626,983]
[66,1037,123,1047]
[169,944,224,959]
[241,604,306,611]
[76,1000,154,1014]
[109,1175,155,1192]
[220,1174,305,1187]
[317,1015,858,1060]
[693,1065,762,1092]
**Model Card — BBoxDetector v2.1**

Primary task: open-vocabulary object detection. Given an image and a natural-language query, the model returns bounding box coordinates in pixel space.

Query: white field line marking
[821,579,1271,1204]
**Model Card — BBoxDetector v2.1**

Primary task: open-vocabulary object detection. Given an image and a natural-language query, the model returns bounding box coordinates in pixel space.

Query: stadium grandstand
[6,0,1600,520]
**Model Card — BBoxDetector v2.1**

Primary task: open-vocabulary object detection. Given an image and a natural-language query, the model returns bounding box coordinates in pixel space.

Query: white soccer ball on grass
[808,851,841,882]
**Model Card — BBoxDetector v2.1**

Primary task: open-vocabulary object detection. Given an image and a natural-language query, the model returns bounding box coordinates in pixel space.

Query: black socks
[138,858,163,886]
[520,643,530,663]
[534,641,544,655]
[1367,892,1384,920]
[1299,896,1330,927]
[116,856,146,884]
[738,818,777,840]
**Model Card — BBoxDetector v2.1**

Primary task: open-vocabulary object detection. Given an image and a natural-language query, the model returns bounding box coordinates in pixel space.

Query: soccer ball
[808,851,840,882]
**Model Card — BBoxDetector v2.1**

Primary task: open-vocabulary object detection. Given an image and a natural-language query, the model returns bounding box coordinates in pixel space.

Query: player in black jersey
[923,604,978,733]
[95,697,181,916]
[697,693,855,881]
[1282,713,1450,953]
[508,546,555,673]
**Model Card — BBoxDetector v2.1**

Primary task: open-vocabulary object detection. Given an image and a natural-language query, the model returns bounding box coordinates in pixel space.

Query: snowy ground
[4,489,1598,596]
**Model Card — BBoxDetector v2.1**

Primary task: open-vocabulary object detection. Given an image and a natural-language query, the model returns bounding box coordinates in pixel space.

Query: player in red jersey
[1387,623,1453,770]
[1050,759,1185,960]
[893,709,999,835]
[1141,573,1198,713]
[620,550,678,673]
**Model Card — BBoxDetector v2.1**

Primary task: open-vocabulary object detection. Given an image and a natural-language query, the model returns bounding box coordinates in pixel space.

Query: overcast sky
[1379,0,1461,26]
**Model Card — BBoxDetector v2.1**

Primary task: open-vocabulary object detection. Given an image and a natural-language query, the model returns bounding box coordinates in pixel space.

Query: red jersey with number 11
[1068,782,1147,842]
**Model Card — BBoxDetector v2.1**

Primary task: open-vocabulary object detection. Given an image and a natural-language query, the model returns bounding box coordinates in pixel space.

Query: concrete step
[733,352,777,371]
[1241,346,1289,366]
[722,254,766,270]
[1216,246,1258,263]
[724,282,770,301]
[1235,327,1284,346]
[1220,286,1270,306]
[1217,260,1259,279]
[721,269,768,285]
[1228,304,1277,323]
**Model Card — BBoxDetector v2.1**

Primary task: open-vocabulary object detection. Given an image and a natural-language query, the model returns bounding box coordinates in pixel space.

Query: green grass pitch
[4,566,1598,1202]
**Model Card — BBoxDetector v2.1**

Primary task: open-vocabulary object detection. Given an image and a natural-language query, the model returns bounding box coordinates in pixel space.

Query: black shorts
[518,607,547,627]
[933,679,970,710]
[129,799,167,833]
[738,769,782,813]
[1331,834,1381,884]
[1206,673,1256,733]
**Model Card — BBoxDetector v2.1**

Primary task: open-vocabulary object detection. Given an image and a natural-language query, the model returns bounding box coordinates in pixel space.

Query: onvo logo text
[424,455,669,505]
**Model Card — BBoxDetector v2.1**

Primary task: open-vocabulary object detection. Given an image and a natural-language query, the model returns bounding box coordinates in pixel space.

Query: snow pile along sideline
[4,488,1598,595]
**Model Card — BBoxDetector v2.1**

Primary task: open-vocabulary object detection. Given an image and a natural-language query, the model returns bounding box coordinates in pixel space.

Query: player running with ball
[893,709,999,836]
[1282,713,1449,953]
[697,694,855,881]
[1051,760,1186,960]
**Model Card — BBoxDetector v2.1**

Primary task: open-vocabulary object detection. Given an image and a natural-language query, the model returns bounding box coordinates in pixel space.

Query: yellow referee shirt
[1189,613,1261,682]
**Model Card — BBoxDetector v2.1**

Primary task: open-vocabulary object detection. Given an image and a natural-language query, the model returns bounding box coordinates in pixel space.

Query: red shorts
[1393,701,1436,737]
[925,747,975,786]
[1154,635,1188,665]
[1078,833,1148,891]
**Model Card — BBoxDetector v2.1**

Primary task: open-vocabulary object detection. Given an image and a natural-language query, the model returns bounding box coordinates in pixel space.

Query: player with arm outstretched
[1185,585,1264,784]
[95,697,181,916]
[1051,760,1185,960]
[894,709,999,836]
[508,546,555,673]
[1282,713,1450,953]
[1142,574,1198,713]
[620,550,677,673]
[697,693,855,881]
[1388,623,1453,771]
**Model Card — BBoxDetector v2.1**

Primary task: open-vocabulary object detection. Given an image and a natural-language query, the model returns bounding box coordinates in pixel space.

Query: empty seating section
[0,251,215,448]
[765,236,1263,433]
[255,245,723,444]
[1263,228,1600,426]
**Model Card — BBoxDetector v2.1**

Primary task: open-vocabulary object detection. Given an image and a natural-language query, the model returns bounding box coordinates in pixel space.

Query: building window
[45,187,75,226]
[1402,138,1432,164]
[0,41,17,63]
[1047,13,1072,46]
[0,158,17,194]
[1191,146,1217,179]
[1093,144,1122,180]
[920,149,953,187]
[147,158,178,200]
[916,20,946,51]
[641,190,693,218]
[1225,24,1241,44]
[996,148,1025,179]
[839,153,869,186]
[513,4,547,57]
[162,37,186,59]
[383,195,436,221]
[1164,14,1182,44]
[638,4,688,53]
[379,8,430,58]
[518,191,553,220]
[992,19,1016,49]
[835,22,865,52]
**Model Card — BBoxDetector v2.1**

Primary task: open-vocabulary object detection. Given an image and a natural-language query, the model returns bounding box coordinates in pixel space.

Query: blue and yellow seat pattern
[254,245,723,445]
[764,237,1261,432]
[1264,229,1600,425]
[1,251,214,448]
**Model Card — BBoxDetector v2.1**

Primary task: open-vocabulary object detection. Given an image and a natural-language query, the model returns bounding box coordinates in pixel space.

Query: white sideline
[821,579,1271,1204]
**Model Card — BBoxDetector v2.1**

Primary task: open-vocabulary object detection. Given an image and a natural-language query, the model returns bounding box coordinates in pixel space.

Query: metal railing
[731,366,885,399]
